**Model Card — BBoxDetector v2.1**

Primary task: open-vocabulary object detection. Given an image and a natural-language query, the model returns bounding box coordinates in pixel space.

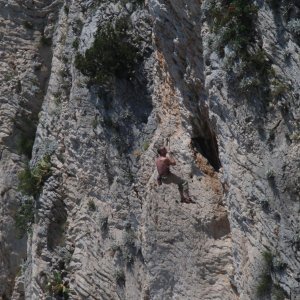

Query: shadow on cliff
[153,19,221,172]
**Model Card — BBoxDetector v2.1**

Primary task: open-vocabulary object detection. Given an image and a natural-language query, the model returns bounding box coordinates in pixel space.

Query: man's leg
[163,173,194,203]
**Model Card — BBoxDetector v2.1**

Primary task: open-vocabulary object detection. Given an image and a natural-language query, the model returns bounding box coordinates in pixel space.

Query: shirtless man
[155,147,194,203]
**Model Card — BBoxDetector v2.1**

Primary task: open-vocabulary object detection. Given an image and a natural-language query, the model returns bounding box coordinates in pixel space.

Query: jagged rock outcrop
[0,0,299,299]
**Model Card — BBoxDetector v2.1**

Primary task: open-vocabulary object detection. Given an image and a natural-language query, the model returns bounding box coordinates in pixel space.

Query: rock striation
[0,0,299,299]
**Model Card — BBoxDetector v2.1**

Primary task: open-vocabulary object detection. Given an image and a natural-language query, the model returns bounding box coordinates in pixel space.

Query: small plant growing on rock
[256,251,287,298]
[142,141,150,151]
[88,199,96,211]
[256,251,273,297]
[257,272,272,297]
[14,198,34,238]
[262,251,273,267]
[266,169,275,179]
[47,271,69,299]
[18,155,52,197]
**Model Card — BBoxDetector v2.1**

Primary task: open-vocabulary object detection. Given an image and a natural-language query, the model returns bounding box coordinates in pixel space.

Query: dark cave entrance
[192,135,221,171]
[191,115,221,171]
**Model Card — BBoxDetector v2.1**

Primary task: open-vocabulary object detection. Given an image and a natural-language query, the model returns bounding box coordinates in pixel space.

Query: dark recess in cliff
[191,116,221,171]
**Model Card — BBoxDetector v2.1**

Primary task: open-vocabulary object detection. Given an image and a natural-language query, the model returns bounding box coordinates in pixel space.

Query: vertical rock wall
[0,0,61,298]
[0,0,299,299]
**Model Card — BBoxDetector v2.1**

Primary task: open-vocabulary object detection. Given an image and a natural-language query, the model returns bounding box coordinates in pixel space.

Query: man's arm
[167,153,176,165]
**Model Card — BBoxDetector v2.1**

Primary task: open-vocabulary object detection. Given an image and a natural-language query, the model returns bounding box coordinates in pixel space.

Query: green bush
[257,273,272,297]
[256,251,273,297]
[18,165,38,196]
[207,1,279,100]
[75,17,140,85]
[88,199,96,211]
[14,199,34,238]
[18,155,52,197]
[256,251,288,298]
[142,141,150,151]
[209,0,258,51]
[262,251,273,266]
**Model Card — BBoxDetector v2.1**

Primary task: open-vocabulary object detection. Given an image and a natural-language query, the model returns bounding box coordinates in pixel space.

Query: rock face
[0,0,299,299]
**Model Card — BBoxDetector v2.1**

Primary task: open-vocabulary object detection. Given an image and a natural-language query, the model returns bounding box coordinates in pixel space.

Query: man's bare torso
[156,156,175,176]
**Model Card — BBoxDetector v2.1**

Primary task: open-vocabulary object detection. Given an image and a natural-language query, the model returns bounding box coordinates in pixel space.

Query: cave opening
[191,116,221,171]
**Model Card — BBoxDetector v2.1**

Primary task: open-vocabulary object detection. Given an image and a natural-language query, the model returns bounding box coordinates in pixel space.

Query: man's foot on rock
[181,197,195,204]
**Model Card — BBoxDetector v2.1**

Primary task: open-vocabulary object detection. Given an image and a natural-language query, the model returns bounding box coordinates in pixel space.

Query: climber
[155,147,194,204]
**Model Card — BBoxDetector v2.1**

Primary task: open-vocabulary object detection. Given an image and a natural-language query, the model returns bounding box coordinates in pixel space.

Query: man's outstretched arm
[167,153,176,165]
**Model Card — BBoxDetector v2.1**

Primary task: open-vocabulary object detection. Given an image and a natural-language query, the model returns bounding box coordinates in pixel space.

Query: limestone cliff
[0,0,299,299]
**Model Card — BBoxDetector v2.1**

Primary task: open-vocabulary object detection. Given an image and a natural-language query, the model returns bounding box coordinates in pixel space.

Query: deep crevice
[191,117,221,171]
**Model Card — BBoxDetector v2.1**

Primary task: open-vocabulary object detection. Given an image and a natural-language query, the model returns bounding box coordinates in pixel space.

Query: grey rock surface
[0,0,299,299]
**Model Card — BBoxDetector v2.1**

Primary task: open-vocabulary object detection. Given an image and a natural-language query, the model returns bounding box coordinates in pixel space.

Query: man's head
[157,147,167,157]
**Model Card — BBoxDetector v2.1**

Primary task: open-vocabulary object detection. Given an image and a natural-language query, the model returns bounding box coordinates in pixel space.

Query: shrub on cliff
[209,0,258,52]
[75,17,140,86]
[14,198,34,238]
[47,271,69,299]
[18,155,52,197]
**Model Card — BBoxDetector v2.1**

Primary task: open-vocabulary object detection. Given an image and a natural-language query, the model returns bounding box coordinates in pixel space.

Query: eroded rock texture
[0,0,299,299]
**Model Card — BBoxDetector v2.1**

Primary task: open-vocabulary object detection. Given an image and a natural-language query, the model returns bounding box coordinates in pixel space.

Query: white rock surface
[0,0,299,299]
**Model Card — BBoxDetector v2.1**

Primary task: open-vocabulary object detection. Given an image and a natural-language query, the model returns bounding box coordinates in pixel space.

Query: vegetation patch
[256,251,288,299]
[206,0,287,103]
[209,0,258,52]
[18,155,52,197]
[47,271,69,299]
[75,16,140,86]
[256,251,273,297]
[14,198,34,238]
[88,199,96,211]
